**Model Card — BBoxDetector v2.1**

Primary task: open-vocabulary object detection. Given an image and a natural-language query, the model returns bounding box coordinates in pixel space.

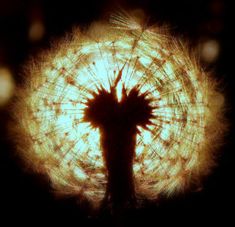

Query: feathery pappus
[12,11,225,210]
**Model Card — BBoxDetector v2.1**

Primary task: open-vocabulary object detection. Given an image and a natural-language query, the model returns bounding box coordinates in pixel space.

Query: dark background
[0,0,234,226]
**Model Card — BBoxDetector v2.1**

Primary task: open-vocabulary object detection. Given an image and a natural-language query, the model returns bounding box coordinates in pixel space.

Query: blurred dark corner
[0,0,234,226]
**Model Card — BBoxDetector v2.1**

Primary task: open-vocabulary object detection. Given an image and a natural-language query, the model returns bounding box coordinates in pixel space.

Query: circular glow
[29,20,45,42]
[201,39,220,63]
[15,14,224,206]
[0,67,15,107]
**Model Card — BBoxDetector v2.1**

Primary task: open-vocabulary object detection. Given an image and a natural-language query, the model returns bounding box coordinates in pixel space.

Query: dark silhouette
[84,80,153,213]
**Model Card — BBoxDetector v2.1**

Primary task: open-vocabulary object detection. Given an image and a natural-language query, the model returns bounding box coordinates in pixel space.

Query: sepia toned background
[0,0,234,226]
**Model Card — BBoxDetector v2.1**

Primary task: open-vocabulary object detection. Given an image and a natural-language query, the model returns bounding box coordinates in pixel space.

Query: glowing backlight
[14,13,225,207]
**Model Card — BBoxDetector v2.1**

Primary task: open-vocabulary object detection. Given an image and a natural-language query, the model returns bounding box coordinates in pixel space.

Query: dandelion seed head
[14,12,225,207]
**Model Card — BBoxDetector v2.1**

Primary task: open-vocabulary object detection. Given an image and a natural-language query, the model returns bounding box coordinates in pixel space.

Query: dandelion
[13,12,225,211]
